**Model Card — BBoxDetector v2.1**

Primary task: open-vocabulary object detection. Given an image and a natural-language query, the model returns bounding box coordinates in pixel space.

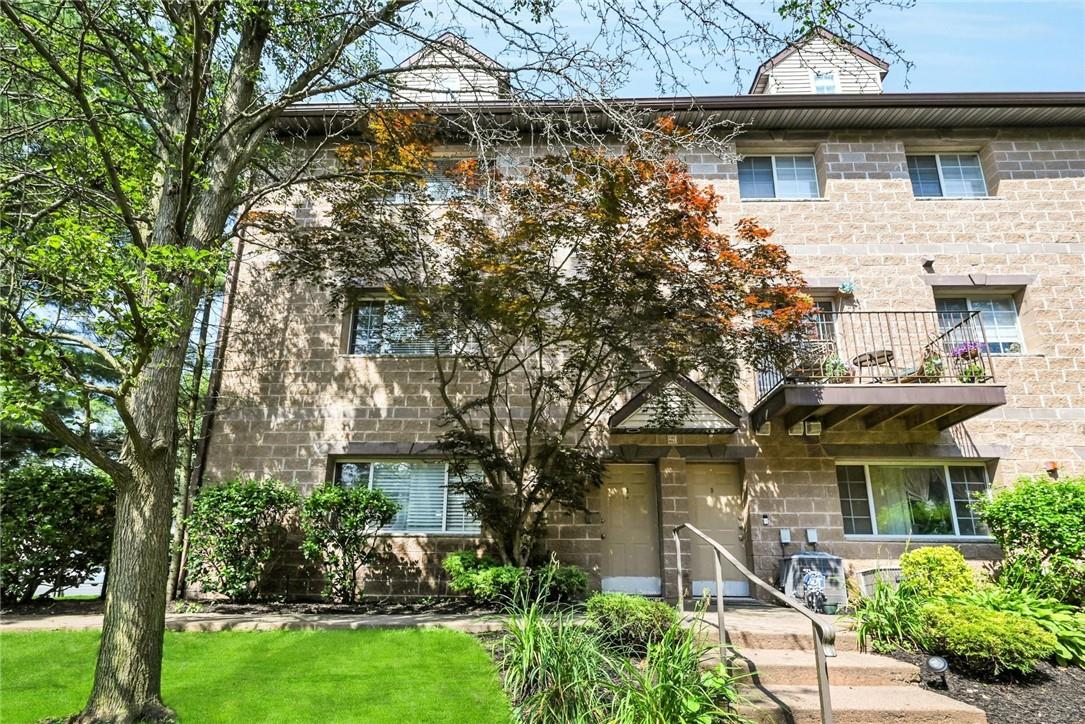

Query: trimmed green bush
[921,600,1058,676]
[899,546,975,598]
[585,593,679,655]
[186,476,299,601]
[849,578,926,654]
[443,551,586,605]
[953,588,1085,667]
[300,484,399,603]
[974,476,1085,606]
[0,462,114,603]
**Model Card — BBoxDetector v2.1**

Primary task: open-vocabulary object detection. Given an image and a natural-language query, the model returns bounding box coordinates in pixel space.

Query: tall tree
[276,126,813,565]
[0,2,908,720]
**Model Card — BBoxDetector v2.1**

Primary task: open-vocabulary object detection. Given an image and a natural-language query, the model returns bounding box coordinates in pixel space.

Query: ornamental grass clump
[849,578,926,654]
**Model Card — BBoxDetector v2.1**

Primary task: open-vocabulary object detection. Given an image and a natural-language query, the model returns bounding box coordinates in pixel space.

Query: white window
[836,463,991,538]
[936,296,1023,355]
[334,460,481,534]
[348,300,438,356]
[812,71,837,94]
[738,155,819,199]
[906,154,988,198]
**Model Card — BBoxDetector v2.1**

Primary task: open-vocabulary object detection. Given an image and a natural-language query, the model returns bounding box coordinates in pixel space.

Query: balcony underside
[751,384,1007,431]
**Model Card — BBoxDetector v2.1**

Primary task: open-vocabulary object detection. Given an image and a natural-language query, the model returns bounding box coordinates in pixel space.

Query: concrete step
[695,625,860,653]
[705,648,919,687]
[737,684,987,724]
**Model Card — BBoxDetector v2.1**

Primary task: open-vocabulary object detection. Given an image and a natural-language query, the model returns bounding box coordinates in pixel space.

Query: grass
[0,628,511,724]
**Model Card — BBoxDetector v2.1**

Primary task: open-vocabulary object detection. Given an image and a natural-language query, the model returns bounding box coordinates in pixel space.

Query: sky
[446,0,1085,97]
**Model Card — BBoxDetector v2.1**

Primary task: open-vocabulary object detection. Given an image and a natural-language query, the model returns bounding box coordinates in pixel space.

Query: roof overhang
[279,93,1085,135]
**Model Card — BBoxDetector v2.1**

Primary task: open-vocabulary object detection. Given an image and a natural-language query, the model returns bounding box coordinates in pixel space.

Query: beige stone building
[201,31,1085,599]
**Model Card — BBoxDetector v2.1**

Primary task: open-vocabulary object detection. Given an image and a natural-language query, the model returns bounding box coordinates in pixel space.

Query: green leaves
[0,461,114,603]
[185,477,300,601]
[299,484,398,603]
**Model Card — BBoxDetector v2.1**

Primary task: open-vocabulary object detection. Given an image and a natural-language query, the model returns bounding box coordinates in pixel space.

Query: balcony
[751,310,1007,431]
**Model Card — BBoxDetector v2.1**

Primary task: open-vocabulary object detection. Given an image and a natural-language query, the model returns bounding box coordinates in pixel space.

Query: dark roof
[280,92,1085,133]
[749,27,890,94]
[609,374,740,433]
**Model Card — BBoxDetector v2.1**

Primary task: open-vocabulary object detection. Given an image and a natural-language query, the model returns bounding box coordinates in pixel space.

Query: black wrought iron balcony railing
[755,310,998,402]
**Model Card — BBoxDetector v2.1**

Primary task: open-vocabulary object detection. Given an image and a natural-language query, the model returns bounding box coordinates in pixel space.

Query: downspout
[174,226,247,597]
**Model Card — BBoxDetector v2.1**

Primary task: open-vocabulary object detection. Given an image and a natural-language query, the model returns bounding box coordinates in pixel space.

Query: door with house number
[687,463,750,597]
[600,464,661,595]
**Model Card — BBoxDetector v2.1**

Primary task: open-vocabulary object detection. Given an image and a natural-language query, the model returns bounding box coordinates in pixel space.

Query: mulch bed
[1,598,105,616]
[891,649,1085,724]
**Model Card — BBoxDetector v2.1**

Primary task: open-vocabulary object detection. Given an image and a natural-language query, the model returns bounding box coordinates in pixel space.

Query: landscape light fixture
[924,655,949,688]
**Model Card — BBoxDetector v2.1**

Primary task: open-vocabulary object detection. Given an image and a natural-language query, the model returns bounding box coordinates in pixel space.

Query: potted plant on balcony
[957,361,986,384]
[952,342,986,383]
[920,353,944,383]
[823,354,853,383]
[951,342,981,360]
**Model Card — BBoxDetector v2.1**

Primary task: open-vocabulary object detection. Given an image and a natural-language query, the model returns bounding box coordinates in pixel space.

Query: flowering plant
[952,342,981,359]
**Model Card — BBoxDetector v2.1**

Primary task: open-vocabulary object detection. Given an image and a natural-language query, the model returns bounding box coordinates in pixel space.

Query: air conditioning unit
[805,420,823,436]
[756,421,771,436]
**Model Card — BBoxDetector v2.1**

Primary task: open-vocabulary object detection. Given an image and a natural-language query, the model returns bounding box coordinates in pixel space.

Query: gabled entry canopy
[610,374,740,434]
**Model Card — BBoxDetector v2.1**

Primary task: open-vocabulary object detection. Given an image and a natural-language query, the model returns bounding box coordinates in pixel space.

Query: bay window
[836,463,991,538]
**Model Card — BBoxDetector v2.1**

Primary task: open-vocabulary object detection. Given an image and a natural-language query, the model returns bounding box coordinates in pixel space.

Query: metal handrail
[673,523,837,724]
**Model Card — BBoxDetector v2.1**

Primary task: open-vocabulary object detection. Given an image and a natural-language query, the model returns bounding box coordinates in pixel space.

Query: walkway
[0,611,503,633]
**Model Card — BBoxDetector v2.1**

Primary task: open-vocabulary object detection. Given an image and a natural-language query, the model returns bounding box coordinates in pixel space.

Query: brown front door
[600,464,661,594]
[687,463,750,597]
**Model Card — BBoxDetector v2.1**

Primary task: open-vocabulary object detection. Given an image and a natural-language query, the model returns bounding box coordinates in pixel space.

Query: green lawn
[0,628,510,723]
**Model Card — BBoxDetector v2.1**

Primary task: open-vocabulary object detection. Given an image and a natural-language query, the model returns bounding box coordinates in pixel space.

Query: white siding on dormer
[397,48,505,102]
[761,36,882,94]
[615,384,731,431]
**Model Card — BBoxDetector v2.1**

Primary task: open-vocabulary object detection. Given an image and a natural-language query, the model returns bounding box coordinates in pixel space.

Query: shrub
[921,600,1058,676]
[0,462,114,604]
[500,596,613,723]
[443,551,586,605]
[953,588,1085,667]
[974,476,1085,605]
[299,484,399,603]
[585,593,679,655]
[186,476,299,601]
[849,578,926,654]
[609,623,742,723]
[899,546,975,598]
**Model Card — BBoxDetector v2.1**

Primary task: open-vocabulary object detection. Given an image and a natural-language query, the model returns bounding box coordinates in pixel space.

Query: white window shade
[335,460,481,534]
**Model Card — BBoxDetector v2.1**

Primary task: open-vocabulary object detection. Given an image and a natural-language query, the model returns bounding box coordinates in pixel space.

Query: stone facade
[202,123,1085,599]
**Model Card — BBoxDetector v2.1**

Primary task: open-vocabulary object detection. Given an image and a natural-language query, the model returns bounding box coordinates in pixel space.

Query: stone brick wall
[203,126,1085,596]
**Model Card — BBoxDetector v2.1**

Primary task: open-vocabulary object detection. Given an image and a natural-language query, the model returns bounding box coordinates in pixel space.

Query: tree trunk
[76,459,175,723]
[167,288,216,600]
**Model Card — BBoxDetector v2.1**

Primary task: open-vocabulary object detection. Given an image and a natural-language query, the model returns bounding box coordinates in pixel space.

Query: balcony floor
[751,383,1007,431]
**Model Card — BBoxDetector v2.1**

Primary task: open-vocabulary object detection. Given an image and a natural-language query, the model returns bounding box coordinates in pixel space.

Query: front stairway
[686,605,987,723]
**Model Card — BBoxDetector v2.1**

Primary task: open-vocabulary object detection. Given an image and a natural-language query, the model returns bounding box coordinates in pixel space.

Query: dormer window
[813,72,838,94]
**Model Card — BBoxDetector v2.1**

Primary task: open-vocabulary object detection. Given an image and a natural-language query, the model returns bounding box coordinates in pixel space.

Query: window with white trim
[935,296,1023,355]
[348,300,438,356]
[835,463,991,538]
[738,155,819,199]
[333,460,481,534]
[906,154,987,198]
[812,72,837,94]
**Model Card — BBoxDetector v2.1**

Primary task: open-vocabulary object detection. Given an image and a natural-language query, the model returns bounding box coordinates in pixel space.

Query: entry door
[601,464,661,595]
[687,463,750,597]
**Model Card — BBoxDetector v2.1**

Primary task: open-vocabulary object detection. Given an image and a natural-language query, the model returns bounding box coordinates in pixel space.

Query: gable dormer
[749,27,888,95]
[395,33,510,103]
